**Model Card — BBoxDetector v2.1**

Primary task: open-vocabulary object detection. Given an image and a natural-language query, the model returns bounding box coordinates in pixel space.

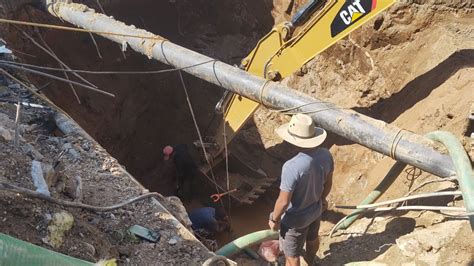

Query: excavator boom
[214,0,395,153]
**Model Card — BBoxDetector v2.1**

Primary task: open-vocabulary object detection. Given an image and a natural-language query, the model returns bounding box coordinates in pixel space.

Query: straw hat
[276,114,327,148]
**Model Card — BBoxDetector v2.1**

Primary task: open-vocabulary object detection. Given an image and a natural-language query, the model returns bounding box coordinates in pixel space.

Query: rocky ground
[0,51,214,264]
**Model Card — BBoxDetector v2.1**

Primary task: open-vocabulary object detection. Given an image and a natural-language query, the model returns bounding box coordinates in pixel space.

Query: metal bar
[44,1,456,178]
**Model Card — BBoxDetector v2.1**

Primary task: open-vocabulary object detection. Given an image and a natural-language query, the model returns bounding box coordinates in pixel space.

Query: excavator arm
[202,0,395,203]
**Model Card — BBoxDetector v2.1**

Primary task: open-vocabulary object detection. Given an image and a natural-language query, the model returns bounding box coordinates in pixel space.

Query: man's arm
[269,163,297,230]
[269,190,292,231]
[322,171,333,211]
[322,171,333,199]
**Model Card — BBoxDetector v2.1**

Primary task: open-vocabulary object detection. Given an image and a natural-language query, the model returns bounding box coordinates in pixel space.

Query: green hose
[335,161,407,230]
[216,131,473,259]
[0,233,93,266]
[425,131,474,229]
[335,131,474,231]
[216,230,278,257]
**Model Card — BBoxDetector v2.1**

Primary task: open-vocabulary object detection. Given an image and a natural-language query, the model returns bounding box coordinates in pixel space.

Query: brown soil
[1,0,473,265]
[0,69,212,264]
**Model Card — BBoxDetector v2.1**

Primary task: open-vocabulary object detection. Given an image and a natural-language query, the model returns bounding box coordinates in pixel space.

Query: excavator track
[215,172,276,205]
[200,153,277,205]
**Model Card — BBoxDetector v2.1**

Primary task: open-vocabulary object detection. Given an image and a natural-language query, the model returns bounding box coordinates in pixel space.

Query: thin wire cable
[405,176,457,197]
[177,70,220,192]
[0,64,114,97]
[62,67,81,104]
[405,166,422,192]
[273,101,333,113]
[178,70,230,220]
[278,107,351,115]
[95,0,106,14]
[329,206,470,237]
[0,59,217,75]
[35,26,97,89]
[336,191,463,210]
[222,108,232,225]
[367,205,466,213]
[0,68,33,92]
[0,66,79,133]
[18,26,97,89]
[32,29,81,103]
[89,32,103,59]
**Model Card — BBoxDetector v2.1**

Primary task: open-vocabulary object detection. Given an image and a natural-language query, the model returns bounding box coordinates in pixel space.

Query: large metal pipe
[43,1,456,177]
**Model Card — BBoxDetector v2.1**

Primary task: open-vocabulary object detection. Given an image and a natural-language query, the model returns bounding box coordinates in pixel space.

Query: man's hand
[269,190,291,231]
[268,219,280,231]
[322,198,328,212]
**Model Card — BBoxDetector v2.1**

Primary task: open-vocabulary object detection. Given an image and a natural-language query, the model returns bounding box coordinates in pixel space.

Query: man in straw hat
[269,113,334,265]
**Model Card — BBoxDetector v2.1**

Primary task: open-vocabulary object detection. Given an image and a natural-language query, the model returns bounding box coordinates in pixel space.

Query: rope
[0,18,166,41]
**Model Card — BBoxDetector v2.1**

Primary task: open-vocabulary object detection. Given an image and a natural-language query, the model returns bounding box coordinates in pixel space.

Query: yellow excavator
[198,0,396,204]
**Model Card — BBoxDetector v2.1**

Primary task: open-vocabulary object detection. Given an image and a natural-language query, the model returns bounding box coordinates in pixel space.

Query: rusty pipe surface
[43,1,456,177]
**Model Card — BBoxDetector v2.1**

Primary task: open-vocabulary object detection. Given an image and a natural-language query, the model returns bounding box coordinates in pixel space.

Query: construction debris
[44,211,74,248]
[128,225,160,243]
[31,160,50,196]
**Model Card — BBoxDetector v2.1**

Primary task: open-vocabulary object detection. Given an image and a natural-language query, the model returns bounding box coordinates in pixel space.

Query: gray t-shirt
[280,148,334,229]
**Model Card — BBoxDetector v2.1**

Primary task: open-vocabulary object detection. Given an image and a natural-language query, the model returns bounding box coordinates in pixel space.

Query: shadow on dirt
[326,49,474,147]
[319,217,416,265]
[356,49,474,122]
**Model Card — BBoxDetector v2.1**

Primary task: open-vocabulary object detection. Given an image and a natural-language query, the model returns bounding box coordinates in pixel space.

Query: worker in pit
[268,114,333,266]
[188,207,229,237]
[163,144,198,200]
